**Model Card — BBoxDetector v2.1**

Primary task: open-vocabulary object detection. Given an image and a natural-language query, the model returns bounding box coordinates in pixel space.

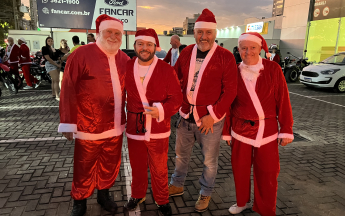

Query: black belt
[128,111,147,134]
[186,104,208,131]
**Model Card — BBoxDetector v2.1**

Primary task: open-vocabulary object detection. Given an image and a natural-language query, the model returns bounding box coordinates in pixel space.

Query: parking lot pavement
[0,82,344,216]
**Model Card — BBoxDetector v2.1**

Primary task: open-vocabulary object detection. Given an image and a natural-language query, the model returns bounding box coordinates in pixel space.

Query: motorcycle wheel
[285,68,299,83]
[45,73,52,84]
[10,73,23,89]
[2,76,18,94]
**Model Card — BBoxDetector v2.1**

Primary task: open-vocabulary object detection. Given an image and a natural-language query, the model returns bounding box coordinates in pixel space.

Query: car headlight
[321,69,340,75]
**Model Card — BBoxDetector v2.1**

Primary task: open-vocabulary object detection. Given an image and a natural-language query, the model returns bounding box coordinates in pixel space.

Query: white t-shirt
[187,58,204,100]
[171,48,179,66]
[138,65,150,84]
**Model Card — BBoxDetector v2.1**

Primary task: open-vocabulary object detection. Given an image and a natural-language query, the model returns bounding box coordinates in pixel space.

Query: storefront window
[305,18,340,63]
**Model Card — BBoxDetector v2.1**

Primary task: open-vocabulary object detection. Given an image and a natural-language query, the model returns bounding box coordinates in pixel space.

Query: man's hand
[226,140,232,146]
[62,132,74,141]
[278,138,293,146]
[197,115,215,135]
[143,106,159,119]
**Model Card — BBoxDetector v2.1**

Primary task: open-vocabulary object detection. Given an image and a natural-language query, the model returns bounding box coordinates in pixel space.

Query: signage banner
[246,22,264,33]
[312,0,345,21]
[36,0,137,31]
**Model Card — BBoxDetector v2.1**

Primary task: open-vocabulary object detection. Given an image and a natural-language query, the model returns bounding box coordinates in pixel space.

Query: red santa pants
[71,135,123,200]
[231,138,280,216]
[21,64,38,87]
[128,137,169,206]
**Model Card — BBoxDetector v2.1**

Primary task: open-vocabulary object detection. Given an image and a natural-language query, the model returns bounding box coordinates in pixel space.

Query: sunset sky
[22,0,273,34]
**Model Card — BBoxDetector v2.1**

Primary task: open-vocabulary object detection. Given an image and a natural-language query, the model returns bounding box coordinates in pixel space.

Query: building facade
[272,0,285,17]
[183,13,200,35]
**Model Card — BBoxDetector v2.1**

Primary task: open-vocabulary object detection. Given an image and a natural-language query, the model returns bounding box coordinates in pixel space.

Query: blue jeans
[170,118,225,196]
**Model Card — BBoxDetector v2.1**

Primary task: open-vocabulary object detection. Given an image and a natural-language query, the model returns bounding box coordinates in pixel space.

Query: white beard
[98,34,121,55]
[239,57,264,81]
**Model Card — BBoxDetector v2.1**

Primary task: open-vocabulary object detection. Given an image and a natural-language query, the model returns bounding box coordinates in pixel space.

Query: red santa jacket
[19,44,32,64]
[5,44,20,64]
[227,58,294,147]
[271,54,280,64]
[175,42,237,133]
[125,56,182,141]
[58,43,130,140]
[163,48,173,65]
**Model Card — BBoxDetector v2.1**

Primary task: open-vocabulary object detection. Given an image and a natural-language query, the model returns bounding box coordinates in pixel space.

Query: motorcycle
[282,52,310,83]
[0,63,19,94]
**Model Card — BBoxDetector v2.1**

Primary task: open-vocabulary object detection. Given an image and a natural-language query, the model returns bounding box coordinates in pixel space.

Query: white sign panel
[246,22,264,33]
[37,0,137,31]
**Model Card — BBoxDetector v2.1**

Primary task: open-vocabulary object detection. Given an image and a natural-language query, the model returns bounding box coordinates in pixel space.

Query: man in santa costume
[18,37,40,89]
[169,8,238,212]
[163,35,181,66]
[58,14,130,216]
[124,29,182,216]
[4,37,20,76]
[227,32,294,216]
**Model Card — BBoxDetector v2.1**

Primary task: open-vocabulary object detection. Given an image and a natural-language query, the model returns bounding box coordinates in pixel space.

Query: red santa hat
[238,32,271,58]
[96,14,123,34]
[135,28,161,52]
[194,8,217,29]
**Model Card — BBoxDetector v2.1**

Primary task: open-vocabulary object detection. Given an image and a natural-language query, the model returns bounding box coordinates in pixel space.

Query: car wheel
[285,68,299,83]
[334,78,345,93]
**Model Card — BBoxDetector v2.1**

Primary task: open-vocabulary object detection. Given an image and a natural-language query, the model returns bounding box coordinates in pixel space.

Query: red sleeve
[58,51,81,133]
[207,53,238,121]
[274,65,294,139]
[221,109,232,141]
[162,67,183,120]
[163,49,172,64]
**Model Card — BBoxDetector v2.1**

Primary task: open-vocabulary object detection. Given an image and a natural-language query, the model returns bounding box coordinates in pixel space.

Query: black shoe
[158,203,172,216]
[97,189,118,213]
[124,197,146,211]
[70,199,87,216]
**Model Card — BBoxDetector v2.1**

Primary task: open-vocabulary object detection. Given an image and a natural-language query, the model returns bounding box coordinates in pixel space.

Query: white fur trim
[187,42,218,126]
[231,130,278,148]
[126,131,171,140]
[133,56,159,141]
[207,105,225,122]
[238,34,262,46]
[278,133,294,140]
[194,22,217,29]
[108,54,124,136]
[237,73,267,147]
[99,19,123,32]
[153,102,164,123]
[74,125,125,141]
[135,36,156,44]
[58,123,77,133]
[179,107,189,119]
[222,135,231,141]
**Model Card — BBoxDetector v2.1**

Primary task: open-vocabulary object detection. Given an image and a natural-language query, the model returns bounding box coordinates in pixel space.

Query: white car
[300,53,345,93]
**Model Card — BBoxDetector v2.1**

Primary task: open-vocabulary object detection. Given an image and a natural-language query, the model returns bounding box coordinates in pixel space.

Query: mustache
[140,50,151,54]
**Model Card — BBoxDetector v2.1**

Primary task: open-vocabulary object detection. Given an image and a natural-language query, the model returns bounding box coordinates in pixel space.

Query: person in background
[220,43,224,48]
[59,39,70,89]
[87,33,96,44]
[163,35,181,66]
[81,41,85,45]
[233,46,242,64]
[269,45,281,65]
[18,37,40,89]
[4,37,20,76]
[215,39,218,45]
[42,37,62,100]
[70,36,82,53]
[179,44,187,53]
